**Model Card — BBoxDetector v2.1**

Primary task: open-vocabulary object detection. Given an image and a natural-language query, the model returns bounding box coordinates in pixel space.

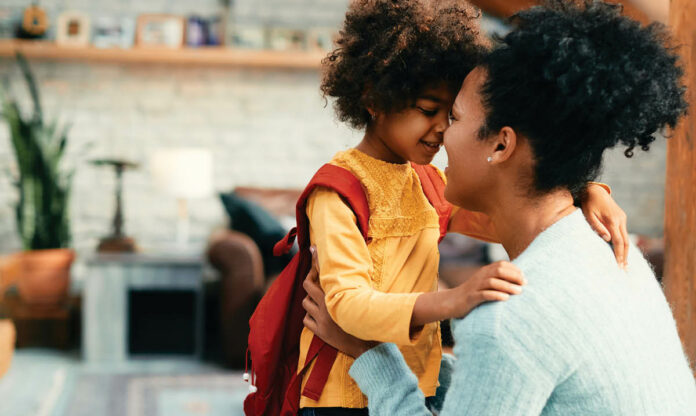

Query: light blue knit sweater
[350,210,696,415]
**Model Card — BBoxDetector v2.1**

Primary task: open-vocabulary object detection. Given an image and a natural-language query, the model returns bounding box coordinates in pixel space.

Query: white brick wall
[0,0,668,267]
[0,60,360,259]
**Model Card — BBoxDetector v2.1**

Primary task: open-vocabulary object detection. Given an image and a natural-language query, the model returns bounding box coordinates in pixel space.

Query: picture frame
[231,24,266,49]
[136,14,185,49]
[307,27,337,52]
[267,27,306,52]
[56,11,91,47]
[92,16,135,49]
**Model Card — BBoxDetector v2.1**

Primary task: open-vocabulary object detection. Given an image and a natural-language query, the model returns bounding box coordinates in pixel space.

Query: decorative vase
[0,319,15,379]
[15,249,75,306]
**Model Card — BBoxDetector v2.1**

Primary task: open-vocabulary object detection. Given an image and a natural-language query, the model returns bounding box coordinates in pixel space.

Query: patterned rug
[65,373,248,416]
[0,350,248,416]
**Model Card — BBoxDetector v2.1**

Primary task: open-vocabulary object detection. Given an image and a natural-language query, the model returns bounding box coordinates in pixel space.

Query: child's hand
[302,246,378,358]
[410,260,524,326]
[581,183,629,268]
[452,261,526,318]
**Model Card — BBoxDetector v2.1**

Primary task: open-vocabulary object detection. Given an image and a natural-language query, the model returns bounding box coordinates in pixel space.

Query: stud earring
[487,157,493,163]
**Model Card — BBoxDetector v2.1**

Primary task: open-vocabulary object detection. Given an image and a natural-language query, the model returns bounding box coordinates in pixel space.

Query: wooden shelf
[0,40,324,69]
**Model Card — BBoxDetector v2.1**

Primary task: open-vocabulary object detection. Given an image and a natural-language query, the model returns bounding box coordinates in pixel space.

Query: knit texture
[350,209,696,415]
[331,148,440,287]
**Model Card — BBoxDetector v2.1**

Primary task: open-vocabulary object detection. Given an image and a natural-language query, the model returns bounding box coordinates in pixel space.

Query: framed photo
[231,24,266,49]
[56,11,91,47]
[268,27,306,51]
[92,16,135,49]
[307,27,337,52]
[136,14,185,49]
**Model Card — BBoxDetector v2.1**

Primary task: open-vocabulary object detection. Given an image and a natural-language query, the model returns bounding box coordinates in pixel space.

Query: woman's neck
[488,189,576,260]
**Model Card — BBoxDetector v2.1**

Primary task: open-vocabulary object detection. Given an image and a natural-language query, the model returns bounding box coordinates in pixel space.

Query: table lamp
[151,148,213,248]
[91,159,139,252]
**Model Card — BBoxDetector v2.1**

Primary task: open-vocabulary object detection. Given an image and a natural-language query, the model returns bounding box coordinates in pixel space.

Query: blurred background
[0,1,687,415]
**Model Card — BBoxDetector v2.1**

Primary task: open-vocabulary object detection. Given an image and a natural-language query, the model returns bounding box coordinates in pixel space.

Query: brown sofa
[206,187,301,368]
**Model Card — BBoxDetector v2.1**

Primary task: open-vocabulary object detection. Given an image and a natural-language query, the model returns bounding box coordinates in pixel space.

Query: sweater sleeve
[350,326,556,415]
[349,343,432,416]
[307,188,422,345]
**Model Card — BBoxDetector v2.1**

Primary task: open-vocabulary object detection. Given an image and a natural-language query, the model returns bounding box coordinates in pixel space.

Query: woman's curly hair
[479,0,687,195]
[321,0,486,129]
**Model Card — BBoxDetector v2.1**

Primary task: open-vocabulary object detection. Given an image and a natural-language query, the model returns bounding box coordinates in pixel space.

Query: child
[299,1,627,414]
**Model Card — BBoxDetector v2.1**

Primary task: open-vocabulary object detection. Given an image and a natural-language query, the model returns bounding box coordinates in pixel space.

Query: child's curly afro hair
[478,0,687,196]
[321,0,486,129]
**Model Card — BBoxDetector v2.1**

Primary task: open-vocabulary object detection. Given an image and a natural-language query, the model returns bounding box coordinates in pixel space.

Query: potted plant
[0,53,74,305]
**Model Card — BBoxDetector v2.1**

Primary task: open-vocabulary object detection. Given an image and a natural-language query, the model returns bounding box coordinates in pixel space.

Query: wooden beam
[468,0,650,25]
[628,0,669,23]
[663,0,696,369]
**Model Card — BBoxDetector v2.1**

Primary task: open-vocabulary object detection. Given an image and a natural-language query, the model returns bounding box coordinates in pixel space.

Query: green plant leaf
[15,52,42,124]
[1,54,72,250]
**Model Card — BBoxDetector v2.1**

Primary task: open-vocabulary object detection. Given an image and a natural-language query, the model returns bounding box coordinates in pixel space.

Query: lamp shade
[151,148,213,199]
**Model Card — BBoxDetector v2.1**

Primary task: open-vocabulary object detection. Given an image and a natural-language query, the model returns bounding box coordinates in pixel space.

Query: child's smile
[419,139,442,156]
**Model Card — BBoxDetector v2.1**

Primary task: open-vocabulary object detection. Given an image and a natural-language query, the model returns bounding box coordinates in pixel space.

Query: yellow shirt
[298,149,609,408]
[298,149,498,408]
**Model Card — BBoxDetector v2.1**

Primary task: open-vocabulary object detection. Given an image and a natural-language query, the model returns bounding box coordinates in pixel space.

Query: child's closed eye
[417,107,439,117]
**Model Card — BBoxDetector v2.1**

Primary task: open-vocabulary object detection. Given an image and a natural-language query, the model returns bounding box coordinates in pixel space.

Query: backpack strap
[274,164,370,256]
[273,163,371,403]
[299,336,337,400]
[411,163,452,242]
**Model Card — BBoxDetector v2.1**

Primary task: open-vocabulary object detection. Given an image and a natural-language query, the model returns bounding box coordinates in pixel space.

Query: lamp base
[97,236,137,253]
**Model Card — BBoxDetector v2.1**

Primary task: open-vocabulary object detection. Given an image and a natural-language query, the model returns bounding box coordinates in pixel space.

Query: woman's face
[372,84,455,165]
[443,67,494,210]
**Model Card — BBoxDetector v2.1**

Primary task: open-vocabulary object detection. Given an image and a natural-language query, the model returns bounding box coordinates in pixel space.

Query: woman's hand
[581,183,629,268]
[302,246,378,358]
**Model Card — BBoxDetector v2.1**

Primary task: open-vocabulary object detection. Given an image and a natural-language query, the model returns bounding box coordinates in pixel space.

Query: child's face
[372,84,455,165]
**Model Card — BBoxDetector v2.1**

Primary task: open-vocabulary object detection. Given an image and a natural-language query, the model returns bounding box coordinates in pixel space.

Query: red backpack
[243,162,452,416]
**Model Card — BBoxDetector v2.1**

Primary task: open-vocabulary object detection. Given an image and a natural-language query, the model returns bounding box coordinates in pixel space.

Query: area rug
[64,373,248,416]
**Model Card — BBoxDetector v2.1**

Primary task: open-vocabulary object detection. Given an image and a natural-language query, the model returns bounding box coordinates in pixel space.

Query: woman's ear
[367,107,376,120]
[488,126,517,164]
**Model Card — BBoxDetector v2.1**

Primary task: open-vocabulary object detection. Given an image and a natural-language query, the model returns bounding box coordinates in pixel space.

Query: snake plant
[0,53,72,250]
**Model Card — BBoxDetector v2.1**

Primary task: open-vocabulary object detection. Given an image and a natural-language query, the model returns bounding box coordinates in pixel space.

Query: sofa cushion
[219,192,293,276]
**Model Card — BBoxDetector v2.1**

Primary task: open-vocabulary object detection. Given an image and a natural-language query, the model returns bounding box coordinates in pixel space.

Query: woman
[292,1,626,414]
[302,1,696,414]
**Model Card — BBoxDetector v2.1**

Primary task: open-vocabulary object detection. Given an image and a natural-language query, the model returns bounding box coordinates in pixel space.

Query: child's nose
[434,112,449,134]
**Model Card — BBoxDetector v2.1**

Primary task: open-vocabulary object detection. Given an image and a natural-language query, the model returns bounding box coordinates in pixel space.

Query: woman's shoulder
[451,302,506,340]
[451,273,565,346]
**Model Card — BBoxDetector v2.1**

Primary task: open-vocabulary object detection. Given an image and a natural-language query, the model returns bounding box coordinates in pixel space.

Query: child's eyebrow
[418,95,444,103]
